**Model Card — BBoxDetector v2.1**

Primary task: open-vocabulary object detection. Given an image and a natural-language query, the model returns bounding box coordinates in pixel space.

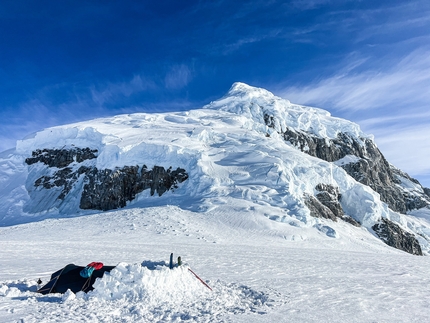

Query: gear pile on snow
[37,254,212,296]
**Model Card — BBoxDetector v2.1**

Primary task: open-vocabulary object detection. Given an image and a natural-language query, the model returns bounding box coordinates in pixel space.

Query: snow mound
[88,262,209,303]
[0,263,278,322]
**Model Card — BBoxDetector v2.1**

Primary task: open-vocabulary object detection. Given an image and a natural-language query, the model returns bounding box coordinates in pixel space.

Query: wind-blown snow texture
[1,83,430,322]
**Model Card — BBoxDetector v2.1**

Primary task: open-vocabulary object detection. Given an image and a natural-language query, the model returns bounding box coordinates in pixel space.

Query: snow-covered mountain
[3,83,430,322]
[1,82,430,255]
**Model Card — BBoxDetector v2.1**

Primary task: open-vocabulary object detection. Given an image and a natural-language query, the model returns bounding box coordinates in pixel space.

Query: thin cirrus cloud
[279,49,430,185]
[0,75,157,152]
[280,49,430,113]
[353,2,430,43]
[164,64,192,90]
[371,123,430,185]
[90,74,157,106]
[0,100,76,152]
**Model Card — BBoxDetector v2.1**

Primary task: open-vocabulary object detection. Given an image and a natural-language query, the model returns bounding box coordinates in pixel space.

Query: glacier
[1,82,430,254]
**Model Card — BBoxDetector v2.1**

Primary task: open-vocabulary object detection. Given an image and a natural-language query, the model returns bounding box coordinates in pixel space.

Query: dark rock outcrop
[25,147,98,168]
[33,166,89,200]
[305,194,337,221]
[315,184,344,218]
[304,183,360,226]
[80,165,188,211]
[267,110,427,255]
[342,159,429,214]
[372,217,423,255]
[25,148,188,212]
[282,128,365,163]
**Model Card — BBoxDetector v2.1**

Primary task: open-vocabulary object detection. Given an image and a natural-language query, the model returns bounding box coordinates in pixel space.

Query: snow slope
[1,206,430,322]
[1,83,430,322]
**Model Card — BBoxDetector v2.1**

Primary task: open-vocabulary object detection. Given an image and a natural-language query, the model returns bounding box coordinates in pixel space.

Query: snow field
[1,205,430,322]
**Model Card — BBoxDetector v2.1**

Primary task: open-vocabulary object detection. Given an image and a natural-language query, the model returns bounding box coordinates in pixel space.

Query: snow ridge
[206,82,369,141]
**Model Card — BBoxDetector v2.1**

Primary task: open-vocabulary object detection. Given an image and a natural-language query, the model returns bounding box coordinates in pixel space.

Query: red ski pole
[188,268,213,291]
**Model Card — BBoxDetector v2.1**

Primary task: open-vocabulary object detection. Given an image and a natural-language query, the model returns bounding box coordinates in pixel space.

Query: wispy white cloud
[281,49,430,111]
[220,29,282,54]
[353,2,430,43]
[371,124,430,184]
[358,110,430,129]
[278,49,430,186]
[289,0,341,10]
[164,64,192,90]
[0,75,160,152]
[90,74,156,106]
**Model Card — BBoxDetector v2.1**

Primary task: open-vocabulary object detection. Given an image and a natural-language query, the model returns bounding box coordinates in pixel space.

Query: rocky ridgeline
[264,113,428,255]
[25,148,188,211]
[264,113,430,209]
[265,114,430,214]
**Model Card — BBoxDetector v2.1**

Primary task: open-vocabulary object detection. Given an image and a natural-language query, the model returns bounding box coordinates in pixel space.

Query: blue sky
[1,0,429,186]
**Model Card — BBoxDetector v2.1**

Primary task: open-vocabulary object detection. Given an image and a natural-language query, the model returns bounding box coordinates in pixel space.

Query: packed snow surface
[1,83,430,322]
[1,206,430,322]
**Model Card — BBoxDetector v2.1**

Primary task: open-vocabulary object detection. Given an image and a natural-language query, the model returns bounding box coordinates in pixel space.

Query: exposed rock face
[25,148,188,212]
[265,113,428,255]
[264,113,430,214]
[33,166,89,200]
[342,158,429,214]
[281,127,364,163]
[25,147,98,168]
[304,183,360,226]
[372,217,423,255]
[306,184,422,255]
[315,184,344,218]
[80,165,188,211]
[305,194,337,221]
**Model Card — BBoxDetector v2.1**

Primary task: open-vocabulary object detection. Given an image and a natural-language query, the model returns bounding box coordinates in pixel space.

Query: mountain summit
[1,83,429,254]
